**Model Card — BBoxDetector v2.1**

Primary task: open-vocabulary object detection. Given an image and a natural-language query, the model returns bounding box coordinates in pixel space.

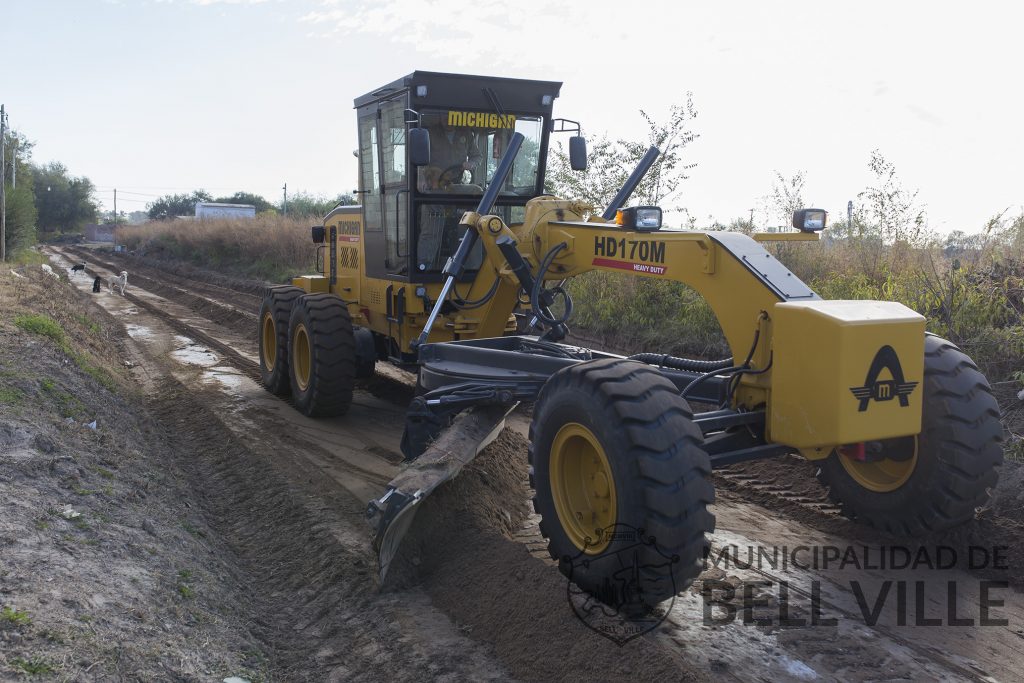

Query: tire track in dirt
[149,376,514,681]
[63,246,256,335]
[82,247,266,306]
[48,248,399,493]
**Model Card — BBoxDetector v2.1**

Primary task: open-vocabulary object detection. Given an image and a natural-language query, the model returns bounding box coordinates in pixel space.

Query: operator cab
[354,71,562,283]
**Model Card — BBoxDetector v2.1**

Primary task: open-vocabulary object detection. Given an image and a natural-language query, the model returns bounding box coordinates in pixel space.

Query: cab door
[379,99,410,278]
[359,97,411,281]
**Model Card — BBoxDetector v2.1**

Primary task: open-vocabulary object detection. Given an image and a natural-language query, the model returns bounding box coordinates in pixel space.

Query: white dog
[108,271,128,295]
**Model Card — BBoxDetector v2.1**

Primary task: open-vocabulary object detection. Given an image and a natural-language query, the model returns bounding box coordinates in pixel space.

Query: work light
[615,206,663,231]
[793,208,828,232]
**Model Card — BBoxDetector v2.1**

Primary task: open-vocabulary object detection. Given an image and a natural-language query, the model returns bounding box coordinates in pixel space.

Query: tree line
[1,130,100,256]
[145,190,356,220]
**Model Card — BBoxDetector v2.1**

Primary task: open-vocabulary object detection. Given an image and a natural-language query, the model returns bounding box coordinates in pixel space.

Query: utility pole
[282,182,288,217]
[748,207,755,229]
[1,104,7,262]
[847,200,854,233]
[114,189,117,226]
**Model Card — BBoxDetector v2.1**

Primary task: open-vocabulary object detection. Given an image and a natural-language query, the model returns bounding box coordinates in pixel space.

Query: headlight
[792,208,828,232]
[615,206,663,231]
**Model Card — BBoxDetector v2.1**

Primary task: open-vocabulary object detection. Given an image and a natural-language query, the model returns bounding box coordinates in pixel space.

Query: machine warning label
[849,345,918,411]
[447,111,516,128]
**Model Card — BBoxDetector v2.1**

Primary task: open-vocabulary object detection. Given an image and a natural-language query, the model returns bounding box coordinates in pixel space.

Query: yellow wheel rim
[838,437,918,493]
[292,322,311,391]
[261,311,277,371]
[549,423,617,554]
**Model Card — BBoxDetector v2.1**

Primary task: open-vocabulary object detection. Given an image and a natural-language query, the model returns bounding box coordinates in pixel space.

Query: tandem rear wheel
[817,335,1003,536]
[258,285,304,396]
[287,293,357,417]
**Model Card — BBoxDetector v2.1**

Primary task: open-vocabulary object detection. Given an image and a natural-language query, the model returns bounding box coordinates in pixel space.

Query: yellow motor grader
[258,71,1002,602]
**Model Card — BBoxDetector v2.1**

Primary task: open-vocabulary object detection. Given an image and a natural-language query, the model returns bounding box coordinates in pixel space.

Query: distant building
[195,202,257,220]
[84,223,116,243]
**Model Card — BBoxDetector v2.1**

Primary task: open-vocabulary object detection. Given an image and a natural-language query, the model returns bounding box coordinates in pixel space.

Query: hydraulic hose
[628,353,734,373]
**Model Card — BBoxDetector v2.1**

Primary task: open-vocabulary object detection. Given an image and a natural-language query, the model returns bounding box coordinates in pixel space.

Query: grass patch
[9,656,55,675]
[15,315,117,394]
[41,380,84,418]
[14,313,66,345]
[10,249,47,266]
[1,606,32,626]
[74,313,102,336]
[177,569,196,599]
[71,485,99,497]
[0,384,24,405]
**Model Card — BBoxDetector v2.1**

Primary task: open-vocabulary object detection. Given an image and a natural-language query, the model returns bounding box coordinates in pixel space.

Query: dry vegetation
[116,215,316,282]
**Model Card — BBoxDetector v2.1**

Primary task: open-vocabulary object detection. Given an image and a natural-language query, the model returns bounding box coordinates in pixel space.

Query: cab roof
[354,71,563,116]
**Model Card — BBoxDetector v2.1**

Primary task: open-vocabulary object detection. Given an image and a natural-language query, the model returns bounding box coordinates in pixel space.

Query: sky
[1,0,1020,232]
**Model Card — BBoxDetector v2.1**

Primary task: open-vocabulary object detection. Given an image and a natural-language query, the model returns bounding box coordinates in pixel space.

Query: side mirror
[569,136,587,171]
[311,226,326,244]
[409,127,431,167]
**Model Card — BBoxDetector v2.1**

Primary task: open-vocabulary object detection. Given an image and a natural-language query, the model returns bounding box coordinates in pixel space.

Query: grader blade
[366,404,513,582]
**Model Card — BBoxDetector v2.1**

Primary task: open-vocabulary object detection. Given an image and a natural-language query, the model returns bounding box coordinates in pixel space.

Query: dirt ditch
[13,245,1024,681]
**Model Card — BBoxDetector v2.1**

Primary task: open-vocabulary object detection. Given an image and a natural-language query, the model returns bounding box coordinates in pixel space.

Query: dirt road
[29,245,1024,681]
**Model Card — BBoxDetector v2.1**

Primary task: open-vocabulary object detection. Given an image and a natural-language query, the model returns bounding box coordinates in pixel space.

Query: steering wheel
[437,163,467,188]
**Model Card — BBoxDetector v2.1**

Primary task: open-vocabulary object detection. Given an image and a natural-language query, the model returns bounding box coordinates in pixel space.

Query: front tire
[258,285,303,396]
[287,293,356,417]
[529,359,715,606]
[817,335,1003,536]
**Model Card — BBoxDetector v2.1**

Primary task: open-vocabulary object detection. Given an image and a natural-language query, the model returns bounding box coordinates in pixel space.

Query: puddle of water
[202,368,244,391]
[171,336,219,367]
[125,323,154,340]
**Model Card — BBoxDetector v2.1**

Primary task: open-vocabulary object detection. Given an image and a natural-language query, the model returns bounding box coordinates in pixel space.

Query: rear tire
[529,359,715,607]
[817,335,1003,536]
[258,285,303,396]
[287,293,356,417]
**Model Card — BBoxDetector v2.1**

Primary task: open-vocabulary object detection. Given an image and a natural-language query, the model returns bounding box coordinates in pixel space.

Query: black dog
[70,262,86,275]
[92,276,102,293]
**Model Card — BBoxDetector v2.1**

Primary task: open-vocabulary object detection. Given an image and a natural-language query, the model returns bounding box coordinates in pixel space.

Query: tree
[147,190,212,219]
[283,192,357,217]
[546,96,699,213]
[768,171,806,228]
[214,191,274,213]
[31,162,97,234]
[857,150,925,244]
[2,129,38,254]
